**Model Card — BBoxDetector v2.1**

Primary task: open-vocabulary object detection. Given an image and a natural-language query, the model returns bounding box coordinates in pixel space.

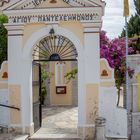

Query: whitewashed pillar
[78,24,101,139]
[5,24,34,135]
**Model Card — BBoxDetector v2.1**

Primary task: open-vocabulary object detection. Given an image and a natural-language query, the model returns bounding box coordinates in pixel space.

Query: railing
[0,103,20,111]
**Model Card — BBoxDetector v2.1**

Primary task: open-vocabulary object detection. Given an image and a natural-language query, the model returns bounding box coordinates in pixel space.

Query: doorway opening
[32,29,79,138]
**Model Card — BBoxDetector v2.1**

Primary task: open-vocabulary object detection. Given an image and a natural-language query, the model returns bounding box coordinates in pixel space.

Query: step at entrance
[29,134,81,140]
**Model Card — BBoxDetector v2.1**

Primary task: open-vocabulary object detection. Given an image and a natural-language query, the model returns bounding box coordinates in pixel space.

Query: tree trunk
[117,88,121,106]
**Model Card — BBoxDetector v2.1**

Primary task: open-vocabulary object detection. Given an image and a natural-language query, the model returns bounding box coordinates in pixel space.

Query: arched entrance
[5,19,104,138]
[32,28,79,136]
[2,1,128,139]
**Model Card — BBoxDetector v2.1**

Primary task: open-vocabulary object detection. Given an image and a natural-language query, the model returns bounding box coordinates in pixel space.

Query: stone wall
[0,61,9,126]
[128,55,140,140]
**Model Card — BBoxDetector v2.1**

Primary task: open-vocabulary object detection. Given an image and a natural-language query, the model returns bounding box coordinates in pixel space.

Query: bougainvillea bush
[100,31,135,106]
[65,31,137,106]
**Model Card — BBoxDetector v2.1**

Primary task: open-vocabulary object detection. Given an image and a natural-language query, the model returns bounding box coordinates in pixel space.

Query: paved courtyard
[31,106,78,139]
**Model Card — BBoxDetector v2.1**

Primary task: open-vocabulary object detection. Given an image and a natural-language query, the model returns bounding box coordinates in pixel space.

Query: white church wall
[100,59,127,139]
[0,89,9,126]
[99,87,127,138]
[0,61,9,127]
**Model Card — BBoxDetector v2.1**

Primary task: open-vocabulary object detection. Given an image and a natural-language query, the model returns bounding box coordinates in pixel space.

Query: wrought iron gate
[32,29,78,62]
[32,62,42,132]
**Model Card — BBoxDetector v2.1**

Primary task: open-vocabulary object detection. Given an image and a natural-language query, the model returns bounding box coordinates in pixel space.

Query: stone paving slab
[30,106,79,140]
[0,134,28,140]
[14,135,29,140]
[30,134,81,140]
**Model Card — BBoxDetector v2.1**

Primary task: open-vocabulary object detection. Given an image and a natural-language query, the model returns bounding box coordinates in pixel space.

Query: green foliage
[40,64,53,104]
[41,68,48,84]
[121,14,140,37]
[121,0,140,38]
[0,14,8,66]
[128,14,140,37]
[41,86,46,97]
[65,68,78,83]
[0,14,8,24]
[41,63,53,83]
[134,0,140,15]
[42,68,53,82]
[131,37,140,52]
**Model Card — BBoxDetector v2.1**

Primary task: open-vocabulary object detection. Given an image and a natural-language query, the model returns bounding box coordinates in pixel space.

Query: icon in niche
[2,72,8,78]
[101,70,108,77]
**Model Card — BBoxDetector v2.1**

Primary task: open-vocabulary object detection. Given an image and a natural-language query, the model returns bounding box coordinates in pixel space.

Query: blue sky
[102,0,136,39]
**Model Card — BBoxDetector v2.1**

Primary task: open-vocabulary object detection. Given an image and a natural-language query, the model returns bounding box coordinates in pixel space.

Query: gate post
[78,25,101,139]
[5,24,34,135]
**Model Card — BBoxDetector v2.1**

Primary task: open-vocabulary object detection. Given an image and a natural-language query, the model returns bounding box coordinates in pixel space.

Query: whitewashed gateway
[0,0,128,139]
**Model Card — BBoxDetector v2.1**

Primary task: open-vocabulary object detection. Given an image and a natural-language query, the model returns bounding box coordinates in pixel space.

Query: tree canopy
[121,14,140,37]
[134,0,140,16]
[121,0,140,38]
[0,14,8,66]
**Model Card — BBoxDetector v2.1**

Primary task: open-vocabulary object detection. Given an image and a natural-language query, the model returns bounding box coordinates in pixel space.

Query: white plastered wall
[5,20,103,139]
[100,59,127,138]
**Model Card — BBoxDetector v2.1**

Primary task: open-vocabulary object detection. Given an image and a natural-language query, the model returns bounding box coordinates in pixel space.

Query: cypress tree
[121,0,140,37]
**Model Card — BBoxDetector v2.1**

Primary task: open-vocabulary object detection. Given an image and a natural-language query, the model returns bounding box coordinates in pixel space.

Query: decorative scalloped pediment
[1,0,105,10]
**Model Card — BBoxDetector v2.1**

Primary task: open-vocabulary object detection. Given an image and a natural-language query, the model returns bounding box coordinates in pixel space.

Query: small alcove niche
[2,72,8,79]
[50,0,57,3]
[101,70,108,77]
